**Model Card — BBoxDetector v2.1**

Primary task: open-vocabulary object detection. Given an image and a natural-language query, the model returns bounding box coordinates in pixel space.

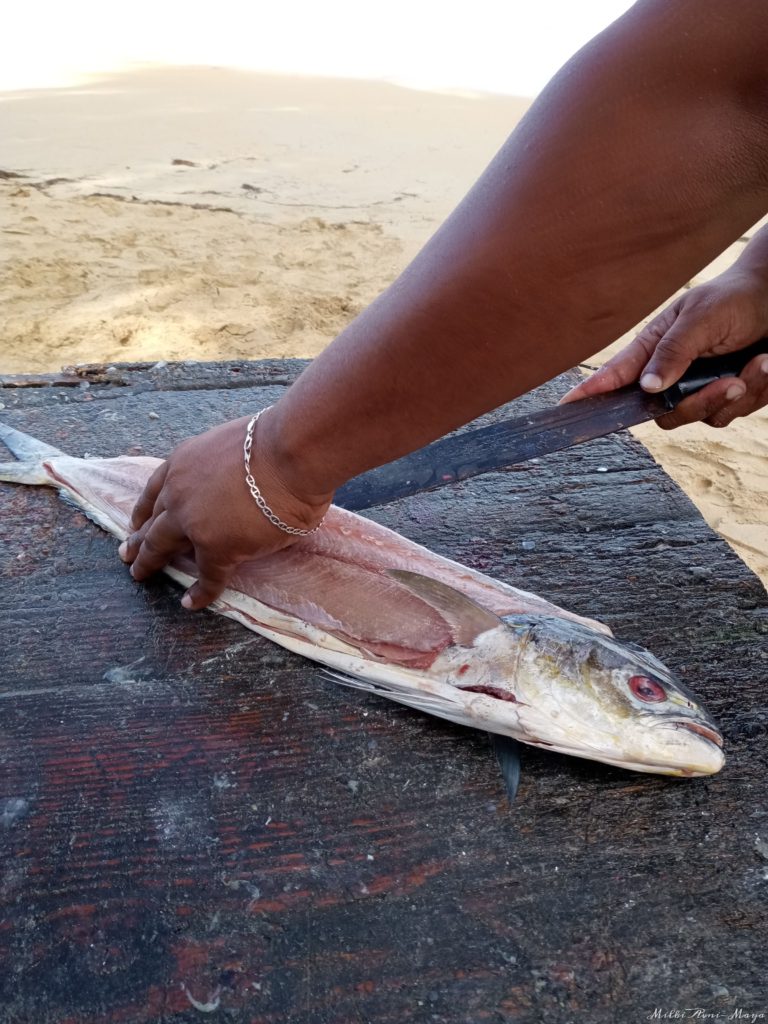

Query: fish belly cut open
[39,452,611,666]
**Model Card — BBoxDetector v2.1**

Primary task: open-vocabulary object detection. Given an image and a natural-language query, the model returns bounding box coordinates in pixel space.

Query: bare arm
[264,0,768,491]
[123,0,768,607]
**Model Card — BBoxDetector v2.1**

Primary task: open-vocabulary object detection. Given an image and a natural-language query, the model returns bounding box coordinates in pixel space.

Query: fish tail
[0,420,65,461]
[0,461,53,485]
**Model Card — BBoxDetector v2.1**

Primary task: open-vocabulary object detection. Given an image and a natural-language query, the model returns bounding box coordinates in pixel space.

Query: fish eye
[629,675,667,703]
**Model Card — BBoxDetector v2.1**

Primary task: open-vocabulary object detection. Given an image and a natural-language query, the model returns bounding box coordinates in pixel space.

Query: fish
[0,419,724,785]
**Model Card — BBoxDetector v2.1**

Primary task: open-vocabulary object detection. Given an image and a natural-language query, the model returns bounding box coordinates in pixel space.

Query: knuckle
[141,534,161,556]
[706,401,743,429]
[654,332,691,362]
[189,529,213,551]
[192,526,230,554]
[656,410,685,431]
[683,282,717,306]
[125,539,142,560]
[700,393,728,420]
[131,525,150,548]
[750,363,768,396]
[597,366,626,391]
[636,319,665,343]
[130,503,150,528]
[639,303,677,336]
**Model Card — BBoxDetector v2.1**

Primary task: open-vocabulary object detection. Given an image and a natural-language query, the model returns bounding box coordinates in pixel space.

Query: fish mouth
[671,720,723,748]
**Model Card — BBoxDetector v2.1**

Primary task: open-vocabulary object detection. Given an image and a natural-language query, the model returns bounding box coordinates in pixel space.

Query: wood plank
[0,361,766,1023]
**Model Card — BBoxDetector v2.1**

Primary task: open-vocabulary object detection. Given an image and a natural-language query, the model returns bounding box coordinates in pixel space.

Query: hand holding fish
[119,413,332,609]
[561,226,768,427]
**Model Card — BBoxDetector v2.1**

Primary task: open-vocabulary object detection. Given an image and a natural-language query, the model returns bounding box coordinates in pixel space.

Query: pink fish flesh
[0,420,724,777]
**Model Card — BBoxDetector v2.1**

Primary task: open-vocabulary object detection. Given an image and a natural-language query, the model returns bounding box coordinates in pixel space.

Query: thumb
[639,312,719,392]
[559,306,677,405]
[182,553,235,610]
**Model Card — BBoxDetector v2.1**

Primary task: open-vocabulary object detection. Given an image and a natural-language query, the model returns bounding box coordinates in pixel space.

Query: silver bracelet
[243,407,325,537]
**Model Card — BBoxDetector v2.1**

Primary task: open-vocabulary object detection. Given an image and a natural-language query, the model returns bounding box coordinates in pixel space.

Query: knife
[333,337,768,512]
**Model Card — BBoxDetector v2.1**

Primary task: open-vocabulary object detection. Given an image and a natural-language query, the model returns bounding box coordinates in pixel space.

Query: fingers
[638,306,724,392]
[559,313,674,404]
[119,511,235,610]
[655,377,747,430]
[703,352,768,428]
[130,462,169,531]
[656,352,768,430]
[560,339,651,403]
[181,552,236,611]
[120,511,187,581]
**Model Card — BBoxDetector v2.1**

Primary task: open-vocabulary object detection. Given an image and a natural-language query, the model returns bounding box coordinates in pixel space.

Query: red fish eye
[629,675,667,703]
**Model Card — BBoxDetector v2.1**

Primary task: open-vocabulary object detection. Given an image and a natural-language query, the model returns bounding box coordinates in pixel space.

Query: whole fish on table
[0,420,724,794]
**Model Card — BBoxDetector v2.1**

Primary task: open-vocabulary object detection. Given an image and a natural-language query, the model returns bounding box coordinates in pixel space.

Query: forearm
[264,0,768,497]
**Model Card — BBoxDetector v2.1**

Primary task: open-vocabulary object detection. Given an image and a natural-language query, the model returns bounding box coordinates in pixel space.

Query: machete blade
[333,386,668,511]
[333,337,768,512]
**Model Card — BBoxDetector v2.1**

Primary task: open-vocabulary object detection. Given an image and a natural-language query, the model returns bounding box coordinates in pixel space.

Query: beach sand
[1,67,765,589]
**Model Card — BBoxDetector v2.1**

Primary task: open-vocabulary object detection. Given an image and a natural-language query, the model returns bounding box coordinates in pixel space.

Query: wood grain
[1,361,766,1024]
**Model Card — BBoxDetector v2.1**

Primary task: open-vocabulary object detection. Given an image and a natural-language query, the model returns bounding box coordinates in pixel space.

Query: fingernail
[129,564,136,578]
[118,541,128,561]
[181,593,193,610]
[640,372,663,392]
[759,356,768,375]
[725,381,746,401]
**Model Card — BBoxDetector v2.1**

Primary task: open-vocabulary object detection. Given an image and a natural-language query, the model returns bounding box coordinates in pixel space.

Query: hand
[560,271,768,428]
[118,411,333,609]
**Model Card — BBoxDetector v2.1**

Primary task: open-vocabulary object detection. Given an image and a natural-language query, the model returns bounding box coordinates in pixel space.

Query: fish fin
[489,732,522,805]
[0,420,65,461]
[0,460,53,485]
[321,669,476,729]
[387,568,503,646]
[324,668,523,794]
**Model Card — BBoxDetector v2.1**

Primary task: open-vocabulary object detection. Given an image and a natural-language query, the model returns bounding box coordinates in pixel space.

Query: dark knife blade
[333,337,768,512]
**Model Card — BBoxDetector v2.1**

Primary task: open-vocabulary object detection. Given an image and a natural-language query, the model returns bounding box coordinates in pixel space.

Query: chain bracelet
[243,407,325,537]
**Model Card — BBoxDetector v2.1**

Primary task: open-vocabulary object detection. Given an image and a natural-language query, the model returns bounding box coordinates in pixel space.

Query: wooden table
[1,360,766,1024]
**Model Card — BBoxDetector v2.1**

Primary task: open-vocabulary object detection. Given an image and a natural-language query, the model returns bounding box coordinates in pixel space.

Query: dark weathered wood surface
[0,360,766,1024]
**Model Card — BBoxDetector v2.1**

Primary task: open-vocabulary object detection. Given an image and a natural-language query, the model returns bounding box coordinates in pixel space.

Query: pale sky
[2,0,635,96]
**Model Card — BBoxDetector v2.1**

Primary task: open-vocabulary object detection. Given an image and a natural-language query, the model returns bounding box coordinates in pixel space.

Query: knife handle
[664,336,768,406]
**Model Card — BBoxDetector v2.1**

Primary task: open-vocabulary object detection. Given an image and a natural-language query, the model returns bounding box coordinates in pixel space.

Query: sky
[2,0,635,96]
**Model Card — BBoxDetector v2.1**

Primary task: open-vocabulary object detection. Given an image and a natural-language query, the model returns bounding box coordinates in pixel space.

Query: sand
[0,67,765,589]
[0,185,403,369]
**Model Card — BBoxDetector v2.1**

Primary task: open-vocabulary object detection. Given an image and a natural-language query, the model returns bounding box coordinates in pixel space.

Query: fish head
[385,569,722,778]
[505,615,724,776]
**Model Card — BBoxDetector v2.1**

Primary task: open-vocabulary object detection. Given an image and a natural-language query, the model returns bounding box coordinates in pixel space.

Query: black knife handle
[664,336,768,406]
